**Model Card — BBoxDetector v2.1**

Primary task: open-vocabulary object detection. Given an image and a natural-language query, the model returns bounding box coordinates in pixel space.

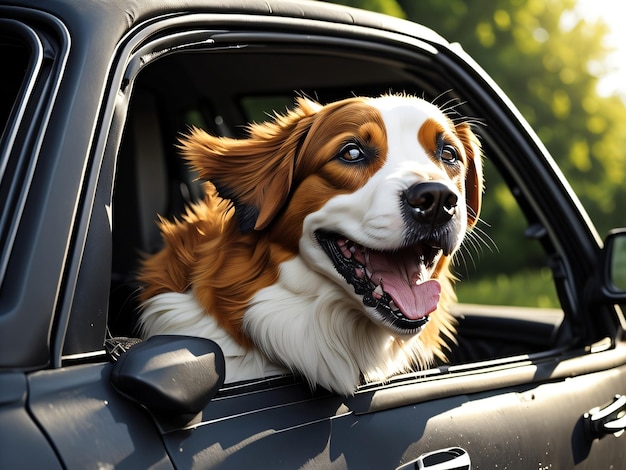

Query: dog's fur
[137,95,482,395]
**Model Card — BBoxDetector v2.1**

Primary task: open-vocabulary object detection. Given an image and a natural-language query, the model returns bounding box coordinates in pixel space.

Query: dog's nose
[404,182,458,227]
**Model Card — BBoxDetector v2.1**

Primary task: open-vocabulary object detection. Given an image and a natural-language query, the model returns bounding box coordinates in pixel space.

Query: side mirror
[606,229,626,292]
[597,228,626,302]
[111,335,225,432]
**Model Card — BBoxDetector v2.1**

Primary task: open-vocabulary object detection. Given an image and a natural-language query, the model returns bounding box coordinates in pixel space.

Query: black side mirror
[595,228,626,303]
[111,335,225,432]
[605,229,626,292]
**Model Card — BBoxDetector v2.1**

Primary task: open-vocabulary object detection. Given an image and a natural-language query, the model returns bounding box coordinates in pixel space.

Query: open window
[108,23,585,386]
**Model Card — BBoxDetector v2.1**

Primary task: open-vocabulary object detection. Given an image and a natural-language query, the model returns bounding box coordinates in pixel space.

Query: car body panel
[27,363,173,468]
[25,347,626,468]
[0,372,62,469]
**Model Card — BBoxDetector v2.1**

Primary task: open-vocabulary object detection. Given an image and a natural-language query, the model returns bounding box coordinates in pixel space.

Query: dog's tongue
[367,250,441,319]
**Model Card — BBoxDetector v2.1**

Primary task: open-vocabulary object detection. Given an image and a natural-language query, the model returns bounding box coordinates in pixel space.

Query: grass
[454,268,560,308]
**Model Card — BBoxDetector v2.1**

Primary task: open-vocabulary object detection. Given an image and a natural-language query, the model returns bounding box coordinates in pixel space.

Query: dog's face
[301,95,481,337]
[181,95,482,339]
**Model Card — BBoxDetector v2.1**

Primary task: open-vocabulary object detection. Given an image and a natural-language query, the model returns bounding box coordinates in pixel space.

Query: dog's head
[180,95,482,339]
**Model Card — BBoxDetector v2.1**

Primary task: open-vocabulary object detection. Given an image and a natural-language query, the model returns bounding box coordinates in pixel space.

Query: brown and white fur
[137,95,482,396]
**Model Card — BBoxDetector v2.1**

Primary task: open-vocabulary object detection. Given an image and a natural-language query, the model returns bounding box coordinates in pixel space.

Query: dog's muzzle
[404,181,458,228]
[315,231,442,333]
[314,181,465,333]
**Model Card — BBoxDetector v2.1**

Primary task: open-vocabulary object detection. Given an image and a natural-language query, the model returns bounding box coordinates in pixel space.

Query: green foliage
[325,0,626,305]
[328,0,626,237]
[455,268,559,308]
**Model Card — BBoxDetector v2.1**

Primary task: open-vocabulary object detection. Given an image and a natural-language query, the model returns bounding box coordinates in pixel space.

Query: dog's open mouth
[315,231,442,332]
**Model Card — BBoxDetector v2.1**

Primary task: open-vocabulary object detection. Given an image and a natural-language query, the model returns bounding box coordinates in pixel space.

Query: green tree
[327,0,626,237]
[328,0,625,251]
[324,0,626,304]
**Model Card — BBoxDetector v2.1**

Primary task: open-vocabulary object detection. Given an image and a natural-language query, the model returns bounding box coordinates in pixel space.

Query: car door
[150,355,626,468]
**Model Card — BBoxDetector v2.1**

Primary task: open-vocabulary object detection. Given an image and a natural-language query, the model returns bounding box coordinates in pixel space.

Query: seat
[109,90,174,335]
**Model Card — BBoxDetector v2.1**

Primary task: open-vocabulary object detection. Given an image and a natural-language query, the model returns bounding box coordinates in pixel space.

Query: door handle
[584,394,626,439]
[396,446,471,470]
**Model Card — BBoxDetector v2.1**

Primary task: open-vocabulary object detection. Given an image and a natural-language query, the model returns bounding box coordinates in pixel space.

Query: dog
[137,94,482,396]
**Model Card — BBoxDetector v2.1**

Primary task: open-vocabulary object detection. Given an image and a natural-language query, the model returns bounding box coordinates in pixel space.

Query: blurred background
[323,0,626,307]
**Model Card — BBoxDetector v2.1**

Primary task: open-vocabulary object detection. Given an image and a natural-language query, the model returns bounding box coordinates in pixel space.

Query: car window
[109,27,569,378]
[240,96,296,124]
[0,15,75,369]
[0,26,39,279]
[0,37,29,136]
[454,159,560,309]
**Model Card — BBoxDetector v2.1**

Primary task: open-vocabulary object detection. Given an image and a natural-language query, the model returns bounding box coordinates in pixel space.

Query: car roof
[4,0,447,46]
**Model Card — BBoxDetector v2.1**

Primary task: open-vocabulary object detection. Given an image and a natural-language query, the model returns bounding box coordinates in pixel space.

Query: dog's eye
[436,134,459,165]
[338,143,366,163]
[441,144,458,164]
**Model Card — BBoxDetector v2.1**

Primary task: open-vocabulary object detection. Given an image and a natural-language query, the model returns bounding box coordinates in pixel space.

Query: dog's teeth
[349,246,356,254]
[337,238,347,247]
[390,301,400,312]
[355,268,365,279]
[341,245,352,258]
[372,285,384,299]
[365,267,372,278]
[412,265,428,285]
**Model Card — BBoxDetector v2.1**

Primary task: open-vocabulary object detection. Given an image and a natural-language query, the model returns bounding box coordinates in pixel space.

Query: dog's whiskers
[430,91,486,130]
[430,89,455,106]
[452,216,497,277]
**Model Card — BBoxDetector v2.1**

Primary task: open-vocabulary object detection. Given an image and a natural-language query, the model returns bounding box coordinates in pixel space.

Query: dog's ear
[179,98,321,232]
[456,122,483,228]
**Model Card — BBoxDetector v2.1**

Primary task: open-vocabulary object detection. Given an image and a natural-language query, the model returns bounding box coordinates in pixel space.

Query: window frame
[0,8,71,370]
[59,13,621,401]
